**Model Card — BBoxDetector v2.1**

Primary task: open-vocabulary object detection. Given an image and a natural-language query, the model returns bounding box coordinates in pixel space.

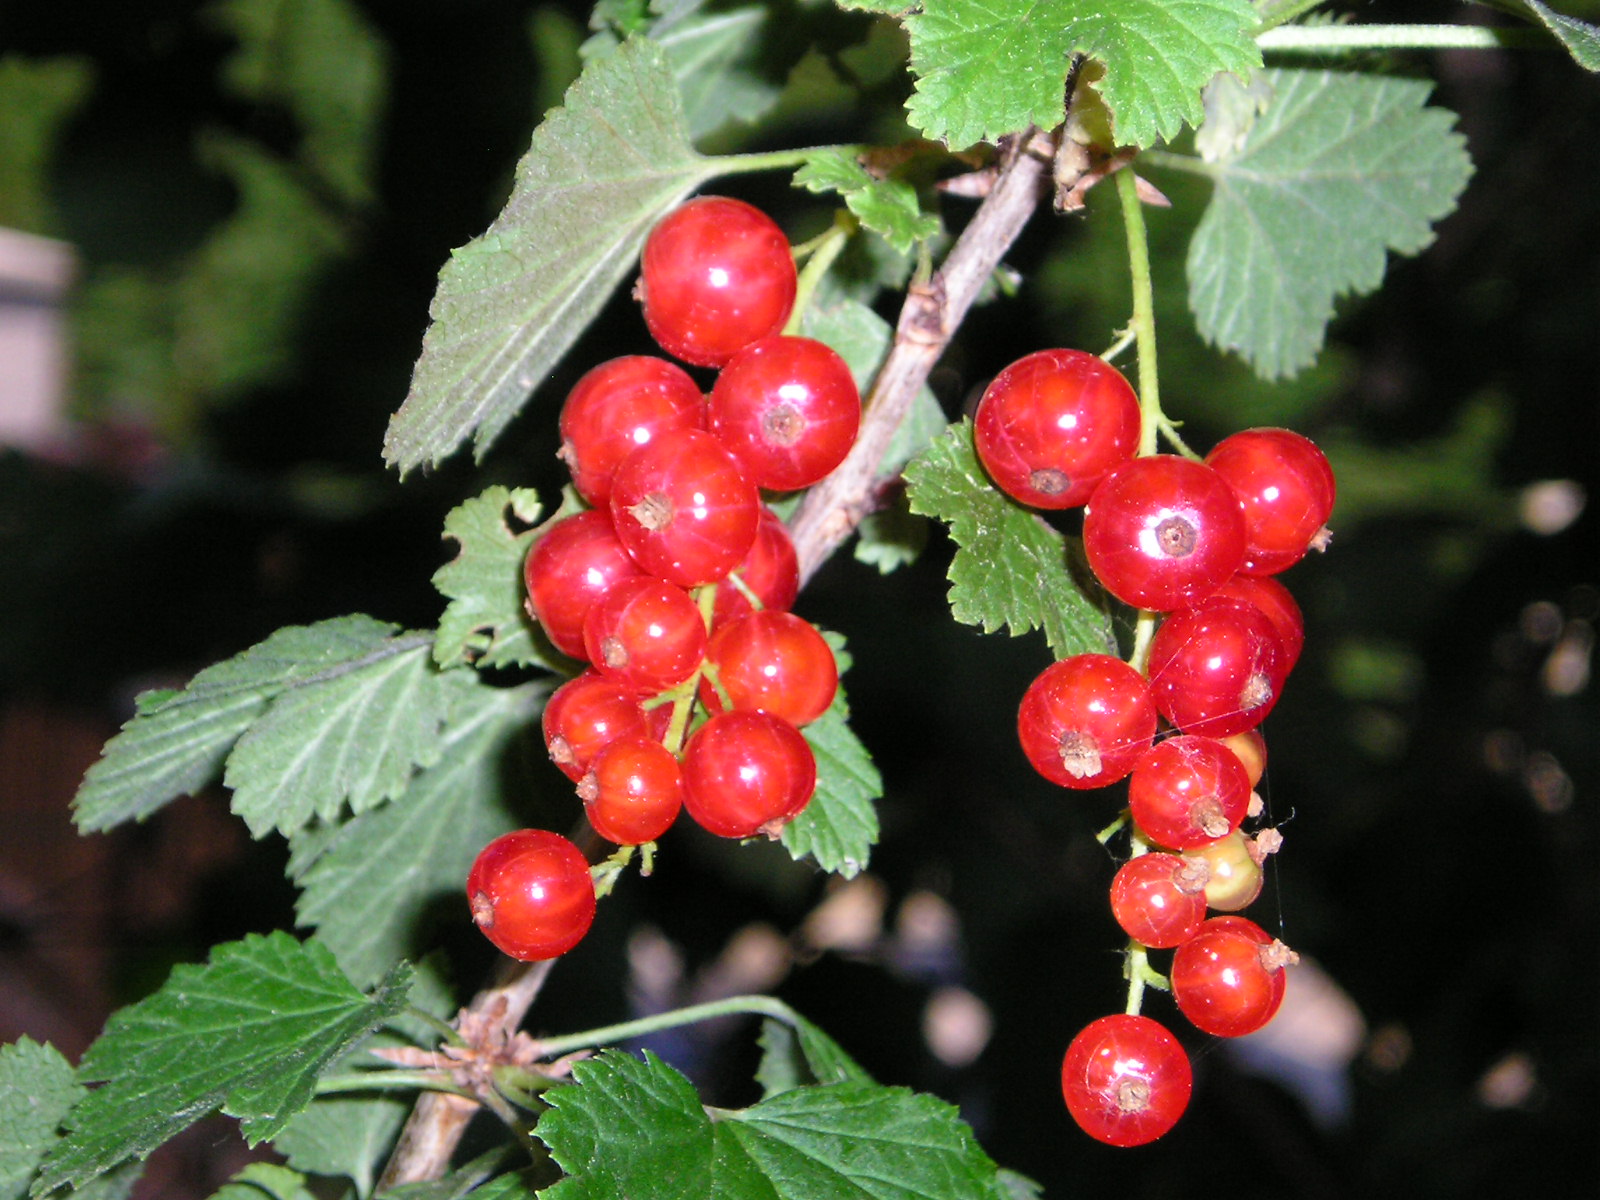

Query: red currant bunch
[470,195,863,963]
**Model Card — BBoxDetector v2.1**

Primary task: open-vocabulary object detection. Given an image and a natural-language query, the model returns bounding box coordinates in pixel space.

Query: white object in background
[0,227,75,451]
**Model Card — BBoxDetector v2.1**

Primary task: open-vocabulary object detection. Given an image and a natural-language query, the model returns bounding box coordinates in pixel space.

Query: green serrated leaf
[432,486,548,669]
[385,38,718,475]
[1500,0,1600,69]
[1186,69,1473,380]
[754,1013,871,1095]
[784,696,882,879]
[0,1038,81,1200]
[904,420,1113,657]
[207,1162,320,1200]
[223,624,451,838]
[900,0,1261,149]
[210,0,389,206]
[794,149,939,253]
[34,933,411,1195]
[536,1050,1006,1200]
[73,616,416,833]
[289,680,541,987]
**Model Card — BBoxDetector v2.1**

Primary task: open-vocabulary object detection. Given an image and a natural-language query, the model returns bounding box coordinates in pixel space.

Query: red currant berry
[700,610,837,726]
[1146,599,1287,738]
[467,829,595,961]
[523,510,644,660]
[543,670,651,782]
[973,349,1141,509]
[712,506,800,628]
[1109,852,1209,949]
[639,196,796,368]
[1186,830,1265,912]
[1016,655,1157,789]
[610,428,761,588]
[1127,735,1252,850]
[1061,1014,1192,1147]
[1205,428,1335,575]
[1170,915,1296,1037]
[582,576,708,695]
[558,356,704,506]
[579,735,683,845]
[708,336,861,491]
[1217,727,1268,790]
[681,709,816,839]
[1083,455,1247,611]
[1208,573,1304,672]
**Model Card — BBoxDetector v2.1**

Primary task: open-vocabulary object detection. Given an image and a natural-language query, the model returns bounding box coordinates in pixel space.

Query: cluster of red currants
[972,348,1335,1146]
[466,197,859,964]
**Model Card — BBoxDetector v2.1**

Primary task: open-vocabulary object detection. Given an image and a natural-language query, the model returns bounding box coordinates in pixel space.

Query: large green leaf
[899,0,1261,149]
[385,37,720,474]
[536,1050,1007,1200]
[903,420,1113,658]
[34,934,410,1194]
[0,1039,80,1200]
[432,486,551,670]
[784,697,882,880]
[1185,68,1473,379]
[289,680,541,987]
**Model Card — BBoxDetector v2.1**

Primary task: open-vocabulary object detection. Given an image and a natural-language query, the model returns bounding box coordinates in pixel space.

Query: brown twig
[378,124,1056,1192]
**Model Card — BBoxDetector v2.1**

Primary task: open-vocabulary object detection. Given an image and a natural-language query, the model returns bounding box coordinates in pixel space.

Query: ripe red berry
[579,735,683,845]
[543,670,652,782]
[467,829,596,961]
[700,610,837,726]
[1127,735,1252,850]
[1109,852,1209,949]
[558,356,704,506]
[681,709,816,839]
[708,336,861,491]
[1146,599,1287,738]
[973,349,1141,509]
[1205,428,1335,575]
[523,510,644,660]
[712,505,800,628]
[1061,1014,1192,1146]
[1083,455,1247,611]
[1016,654,1157,789]
[1170,915,1295,1037]
[610,428,761,588]
[582,575,708,695]
[639,196,796,368]
[1208,573,1304,672]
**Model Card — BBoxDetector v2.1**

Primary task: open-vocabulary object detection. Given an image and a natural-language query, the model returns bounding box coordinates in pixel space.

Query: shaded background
[1,0,1595,1196]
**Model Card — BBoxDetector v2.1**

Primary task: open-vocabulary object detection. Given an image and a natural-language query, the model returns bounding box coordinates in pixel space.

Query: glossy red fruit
[1209,574,1304,672]
[582,576,708,695]
[1146,599,1287,737]
[639,196,796,368]
[681,709,816,839]
[1170,915,1294,1037]
[973,349,1142,509]
[1061,1014,1192,1147]
[467,829,595,961]
[1109,852,1209,949]
[1016,655,1158,789]
[558,356,704,506]
[1083,455,1247,611]
[1205,428,1335,575]
[1128,735,1252,850]
[708,336,861,491]
[523,510,644,660]
[543,670,651,782]
[700,610,837,726]
[610,428,761,588]
[580,735,683,845]
[712,506,800,628]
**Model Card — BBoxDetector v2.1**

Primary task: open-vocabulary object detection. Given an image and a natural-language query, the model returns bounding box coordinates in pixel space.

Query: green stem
[317,1071,474,1099]
[1114,167,1160,459]
[535,993,804,1059]
[1258,23,1545,53]
[785,212,856,335]
[715,144,865,176]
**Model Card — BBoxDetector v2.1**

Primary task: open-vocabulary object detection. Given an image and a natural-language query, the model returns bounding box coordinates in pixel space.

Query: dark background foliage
[0,1,1594,1196]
